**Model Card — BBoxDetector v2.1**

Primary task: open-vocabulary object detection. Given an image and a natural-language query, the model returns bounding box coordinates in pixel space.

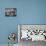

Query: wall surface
[0,0,46,44]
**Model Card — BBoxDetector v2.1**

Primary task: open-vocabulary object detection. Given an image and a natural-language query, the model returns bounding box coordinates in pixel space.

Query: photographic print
[5,8,16,16]
[18,24,46,41]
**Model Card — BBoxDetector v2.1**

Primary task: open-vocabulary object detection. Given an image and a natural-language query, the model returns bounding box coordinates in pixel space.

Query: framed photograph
[18,24,46,41]
[5,8,16,16]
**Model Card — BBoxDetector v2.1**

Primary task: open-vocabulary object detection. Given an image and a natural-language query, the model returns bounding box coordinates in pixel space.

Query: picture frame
[18,24,46,42]
[5,8,16,17]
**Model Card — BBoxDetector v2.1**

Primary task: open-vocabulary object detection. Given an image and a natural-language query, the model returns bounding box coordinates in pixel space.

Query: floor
[0,44,18,46]
[0,40,46,46]
[19,39,46,46]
